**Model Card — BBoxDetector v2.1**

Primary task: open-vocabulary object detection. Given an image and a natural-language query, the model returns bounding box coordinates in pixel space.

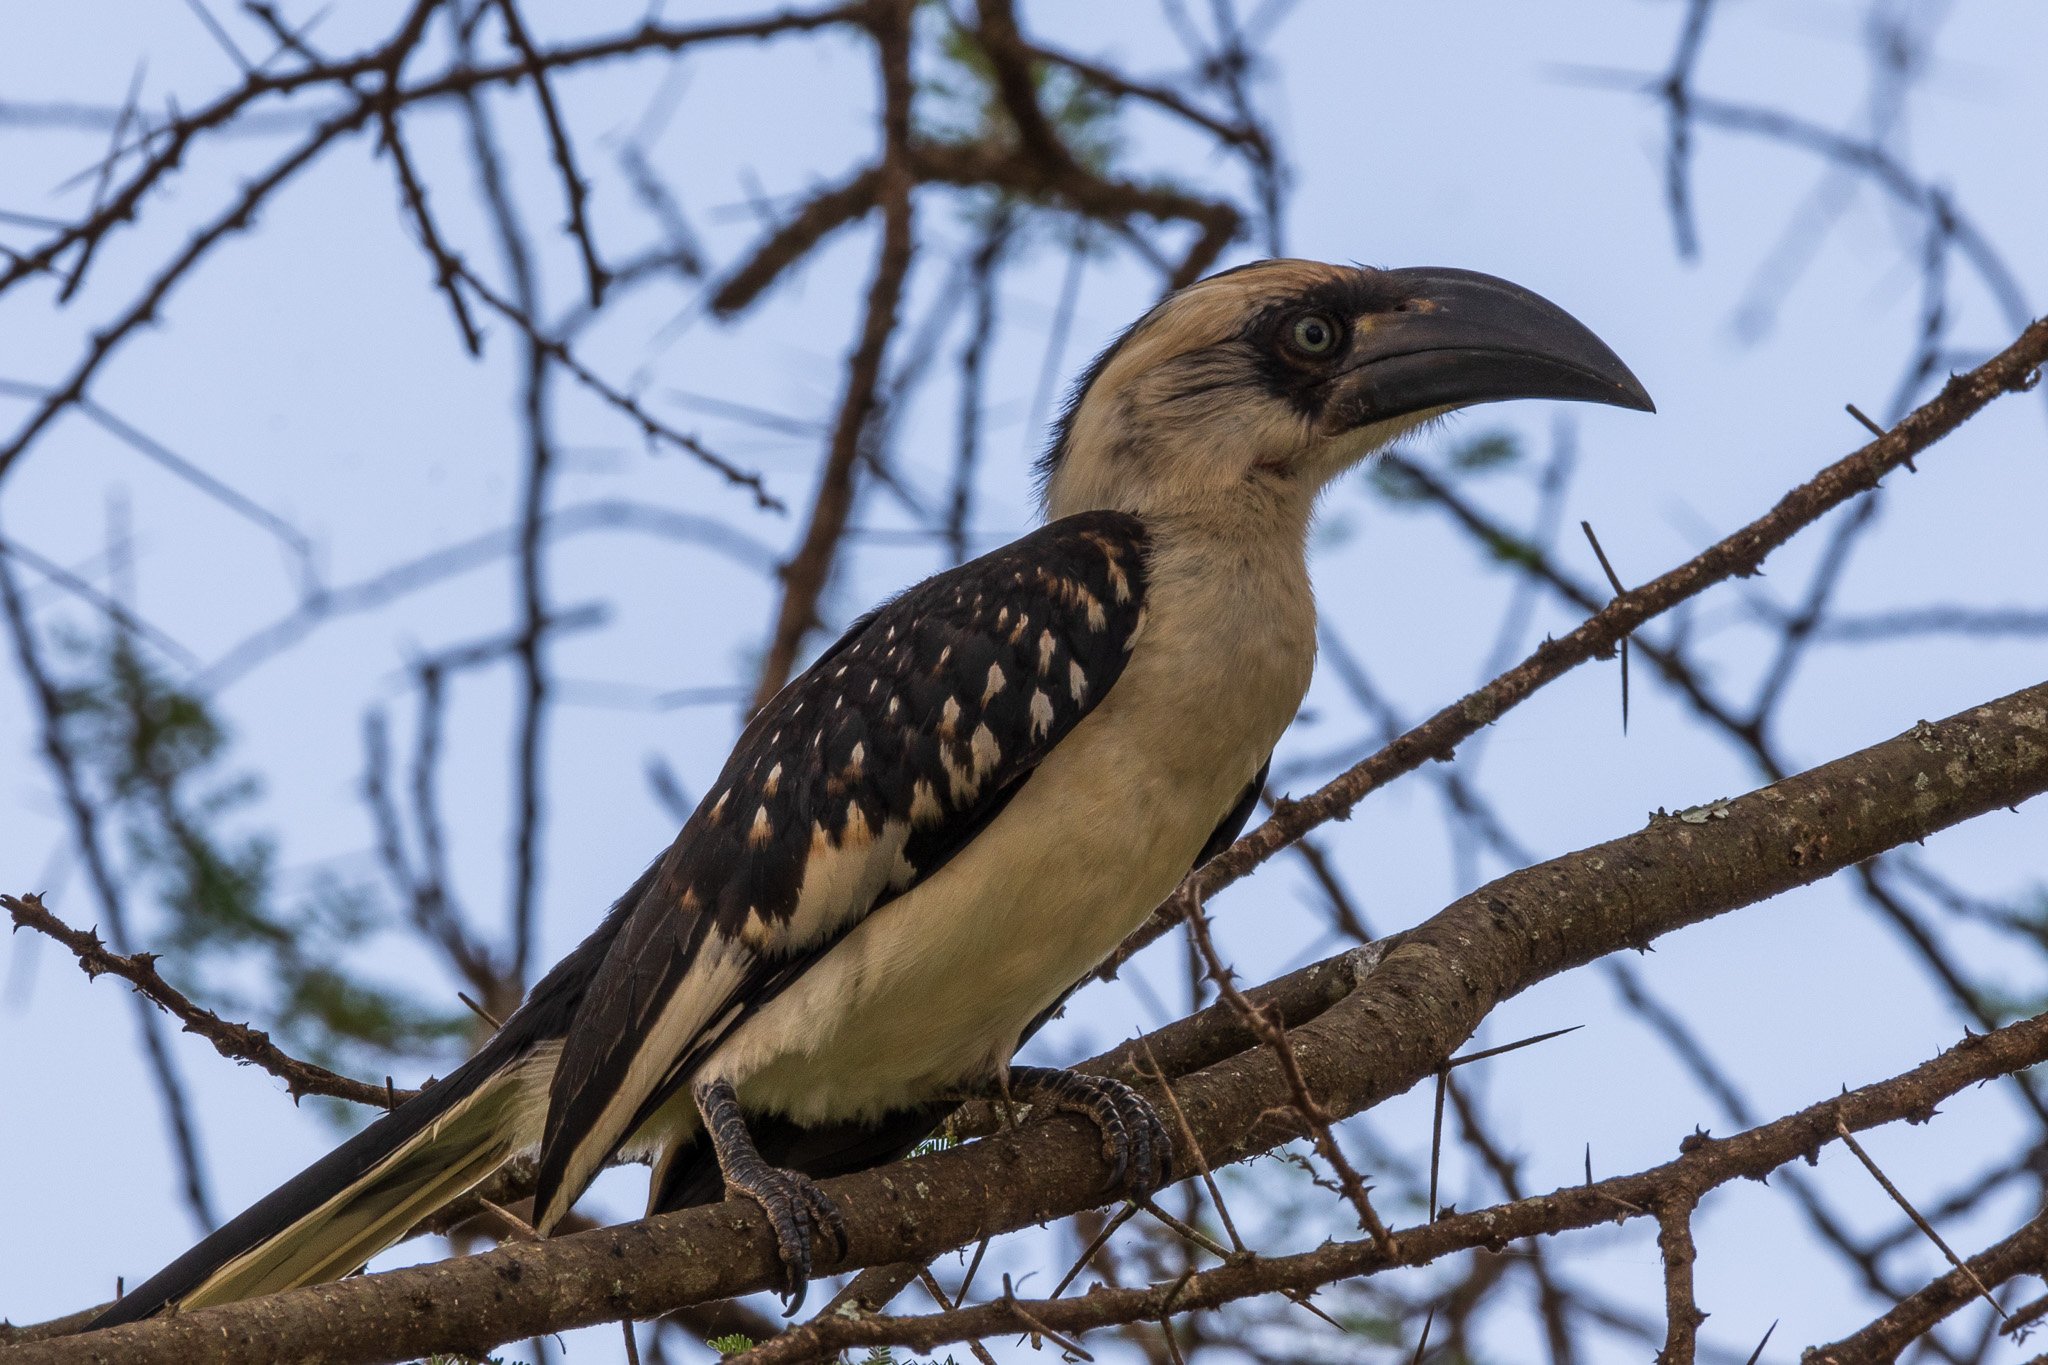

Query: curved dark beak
[1325,266,1654,430]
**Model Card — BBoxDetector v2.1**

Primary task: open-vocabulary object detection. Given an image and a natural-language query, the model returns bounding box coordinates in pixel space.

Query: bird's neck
[1118,485,1321,775]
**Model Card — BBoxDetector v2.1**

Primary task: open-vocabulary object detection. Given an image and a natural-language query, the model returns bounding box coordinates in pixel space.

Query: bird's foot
[1004,1066,1174,1196]
[722,1160,847,1313]
[695,1076,846,1314]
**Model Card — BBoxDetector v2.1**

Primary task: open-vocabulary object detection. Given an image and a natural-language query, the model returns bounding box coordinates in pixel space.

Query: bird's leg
[692,1077,846,1313]
[981,1066,1174,1196]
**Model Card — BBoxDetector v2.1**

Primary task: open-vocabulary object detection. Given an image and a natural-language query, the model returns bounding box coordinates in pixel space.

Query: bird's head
[1040,259,1652,523]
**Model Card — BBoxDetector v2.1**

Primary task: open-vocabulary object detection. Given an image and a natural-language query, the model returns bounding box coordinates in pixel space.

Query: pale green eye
[1290,313,1339,355]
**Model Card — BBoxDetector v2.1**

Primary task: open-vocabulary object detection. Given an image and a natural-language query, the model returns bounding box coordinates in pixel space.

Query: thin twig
[1449,1026,1583,1069]
[3,891,410,1108]
[913,1268,998,1365]
[1580,519,1630,733]
[1653,1195,1703,1364]
[492,0,607,305]
[747,0,917,710]
[456,991,504,1030]
[456,262,779,508]
[1178,891,1396,1252]
[1000,1274,1094,1361]
[1050,1204,1139,1298]
[1428,1066,1447,1223]
[1409,1307,1435,1365]
[1138,1041,1245,1253]
[1832,1117,2005,1321]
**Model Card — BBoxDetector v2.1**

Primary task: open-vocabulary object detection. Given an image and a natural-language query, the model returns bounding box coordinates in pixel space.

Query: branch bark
[728,1006,2048,1364]
[17,677,2047,1365]
[2,892,411,1109]
[1805,1210,2048,1363]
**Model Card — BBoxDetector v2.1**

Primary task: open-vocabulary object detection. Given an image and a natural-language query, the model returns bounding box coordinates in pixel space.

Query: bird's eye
[1288,313,1340,356]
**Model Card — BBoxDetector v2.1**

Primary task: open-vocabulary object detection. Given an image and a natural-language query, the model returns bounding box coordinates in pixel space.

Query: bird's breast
[707,542,1318,1125]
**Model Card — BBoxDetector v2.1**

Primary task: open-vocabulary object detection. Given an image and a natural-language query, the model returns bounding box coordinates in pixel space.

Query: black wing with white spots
[531,511,1150,1228]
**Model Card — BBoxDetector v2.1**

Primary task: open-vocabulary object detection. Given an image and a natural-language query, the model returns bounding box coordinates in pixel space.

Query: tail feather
[92,1043,553,1328]
[89,864,643,1329]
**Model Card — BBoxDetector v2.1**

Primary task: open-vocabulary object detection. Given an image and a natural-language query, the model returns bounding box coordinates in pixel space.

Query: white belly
[702,536,1317,1125]
[706,723,1241,1121]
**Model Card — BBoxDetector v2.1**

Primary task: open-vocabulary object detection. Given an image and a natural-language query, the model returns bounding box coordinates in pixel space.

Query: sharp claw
[1009,1068,1175,1198]
[797,1178,848,1259]
[1127,1092,1172,1194]
[728,1166,843,1316]
[1102,1118,1128,1191]
[698,1082,840,1315]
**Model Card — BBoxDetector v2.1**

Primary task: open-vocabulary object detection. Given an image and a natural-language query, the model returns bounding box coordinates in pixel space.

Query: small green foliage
[920,22,1121,175]
[707,1333,755,1357]
[54,628,466,1085]
[1478,527,1542,570]
[1366,458,1432,505]
[1448,429,1521,471]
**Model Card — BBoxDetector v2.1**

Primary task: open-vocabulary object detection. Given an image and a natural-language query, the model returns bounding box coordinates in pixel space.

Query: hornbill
[91,259,1650,1326]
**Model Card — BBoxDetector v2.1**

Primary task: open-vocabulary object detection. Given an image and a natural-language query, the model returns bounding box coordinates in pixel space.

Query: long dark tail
[86,841,939,1328]
[89,879,643,1330]
[91,1030,555,1328]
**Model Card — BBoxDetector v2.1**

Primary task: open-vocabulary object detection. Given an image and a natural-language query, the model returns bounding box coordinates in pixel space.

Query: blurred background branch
[2,2,2044,1362]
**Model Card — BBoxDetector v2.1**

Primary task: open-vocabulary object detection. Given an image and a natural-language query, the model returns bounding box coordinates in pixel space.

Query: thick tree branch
[1805,1210,2048,1363]
[19,676,2048,1365]
[730,1005,2048,1364]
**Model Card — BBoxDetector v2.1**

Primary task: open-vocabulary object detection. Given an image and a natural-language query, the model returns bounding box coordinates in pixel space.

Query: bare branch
[24,671,2048,1364]
[3,892,409,1109]
[491,0,607,306]
[1809,1210,2048,1363]
[748,0,918,711]
[692,1007,2048,1365]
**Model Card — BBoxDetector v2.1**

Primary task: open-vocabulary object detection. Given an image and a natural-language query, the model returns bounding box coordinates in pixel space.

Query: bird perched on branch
[93,259,1650,1326]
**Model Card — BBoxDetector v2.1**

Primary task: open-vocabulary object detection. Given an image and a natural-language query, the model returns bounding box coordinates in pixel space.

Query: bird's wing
[645,757,1275,1218]
[1195,757,1267,870]
[531,511,1151,1228]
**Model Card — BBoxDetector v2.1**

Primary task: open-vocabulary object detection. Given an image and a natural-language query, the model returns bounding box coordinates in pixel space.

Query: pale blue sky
[3,3,2046,1360]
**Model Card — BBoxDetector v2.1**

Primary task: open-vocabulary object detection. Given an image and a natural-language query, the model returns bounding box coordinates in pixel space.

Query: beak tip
[1357,266,1658,425]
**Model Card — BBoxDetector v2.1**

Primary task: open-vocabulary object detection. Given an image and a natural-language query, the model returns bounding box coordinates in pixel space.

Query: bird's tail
[89,866,650,1330]
[91,1038,555,1328]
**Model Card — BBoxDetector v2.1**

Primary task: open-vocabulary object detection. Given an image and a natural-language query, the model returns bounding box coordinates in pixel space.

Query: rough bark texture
[1803,1210,2048,1362]
[13,680,2045,1365]
[728,1008,2048,1363]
